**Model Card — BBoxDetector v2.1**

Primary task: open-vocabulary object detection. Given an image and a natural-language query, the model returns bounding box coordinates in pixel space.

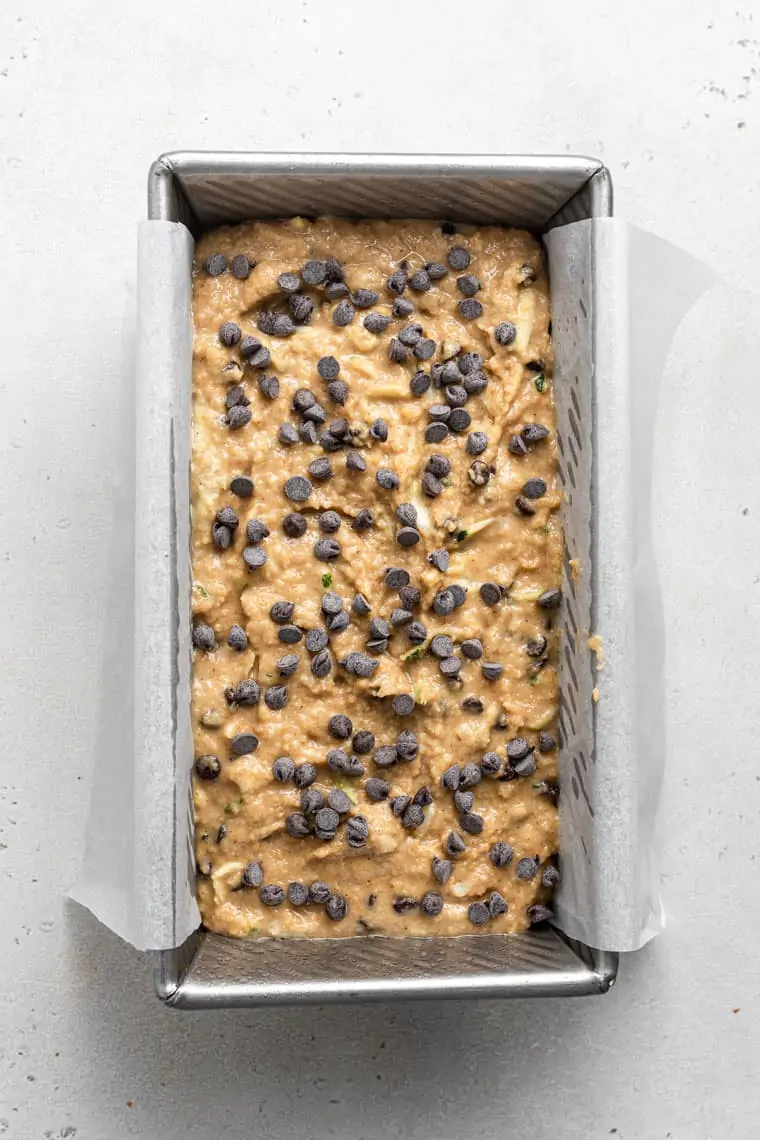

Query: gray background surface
[1,1,758,1137]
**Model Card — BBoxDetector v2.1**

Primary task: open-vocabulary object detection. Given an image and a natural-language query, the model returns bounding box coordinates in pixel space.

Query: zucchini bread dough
[190,217,561,938]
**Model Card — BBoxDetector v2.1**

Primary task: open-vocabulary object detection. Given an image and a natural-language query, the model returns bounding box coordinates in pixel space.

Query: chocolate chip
[527,904,554,925]
[489,841,514,869]
[327,380,348,404]
[278,271,301,294]
[406,373,429,401]
[478,583,501,608]
[390,299,412,321]
[243,546,267,571]
[346,450,367,473]
[428,404,451,423]
[365,777,390,802]
[305,628,329,654]
[303,790,327,814]
[289,293,314,324]
[278,654,299,676]
[454,790,474,813]
[508,434,529,457]
[192,624,216,651]
[260,312,295,338]
[230,254,252,279]
[401,803,425,829]
[287,881,309,906]
[397,323,421,348]
[231,732,258,756]
[302,260,327,286]
[325,258,345,283]
[226,624,247,652]
[393,526,418,550]
[456,274,481,297]
[260,884,286,907]
[195,754,221,781]
[488,890,508,918]
[311,648,333,678]
[294,762,317,789]
[390,608,413,627]
[369,417,389,443]
[225,679,261,706]
[418,473,444,505]
[270,600,295,624]
[480,752,502,776]
[343,651,378,677]
[515,495,536,517]
[460,812,484,835]
[264,685,288,711]
[539,731,557,753]
[333,299,355,326]
[466,432,488,457]
[537,587,562,610]
[278,624,303,645]
[226,405,252,430]
[427,454,452,479]
[526,633,549,661]
[449,408,471,433]
[299,421,318,444]
[522,423,550,444]
[441,764,461,792]
[204,252,227,276]
[447,246,470,271]
[353,730,375,754]
[242,860,263,887]
[315,807,340,835]
[308,457,333,481]
[229,475,254,498]
[393,896,418,914]
[346,815,369,847]
[517,856,540,881]
[432,856,452,884]
[459,298,483,320]
[303,401,327,424]
[294,387,315,412]
[372,743,398,770]
[432,590,455,617]
[460,763,482,789]
[364,312,392,333]
[444,385,468,408]
[385,567,410,590]
[284,476,312,503]
[409,269,431,292]
[352,592,372,616]
[446,831,466,855]
[219,321,242,347]
[425,423,449,444]
[523,478,547,500]
[391,694,414,717]
[239,334,262,360]
[425,261,448,281]
[542,864,560,888]
[246,517,269,543]
[351,287,378,309]
[388,337,408,363]
[481,661,503,681]
[373,467,398,494]
[504,738,530,764]
[407,622,427,647]
[314,537,341,561]
[309,881,331,904]
[420,891,443,917]
[427,549,450,572]
[463,371,489,396]
[320,592,343,617]
[465,901,489,927]
[325,789,351,816]
[367,618,390,643]
[514,753,537,777]
[387,268,408,295]
[285,812,311,838]
[396,729,419,761]
[278,423,299,446]
[495,321,517,346]
[462,696,484,714]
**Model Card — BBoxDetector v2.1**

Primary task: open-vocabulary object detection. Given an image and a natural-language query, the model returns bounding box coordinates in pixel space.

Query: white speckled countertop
[1,1,758,1137]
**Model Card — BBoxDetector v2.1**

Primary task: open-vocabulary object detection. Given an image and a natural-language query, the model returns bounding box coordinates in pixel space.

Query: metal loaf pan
[148,152,618,1008]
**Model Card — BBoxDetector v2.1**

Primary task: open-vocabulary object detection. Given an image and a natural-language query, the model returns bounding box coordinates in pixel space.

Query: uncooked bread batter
[190,217,561,938]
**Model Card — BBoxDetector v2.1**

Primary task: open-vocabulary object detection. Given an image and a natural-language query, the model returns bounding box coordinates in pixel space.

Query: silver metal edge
[145,152,619,1007]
